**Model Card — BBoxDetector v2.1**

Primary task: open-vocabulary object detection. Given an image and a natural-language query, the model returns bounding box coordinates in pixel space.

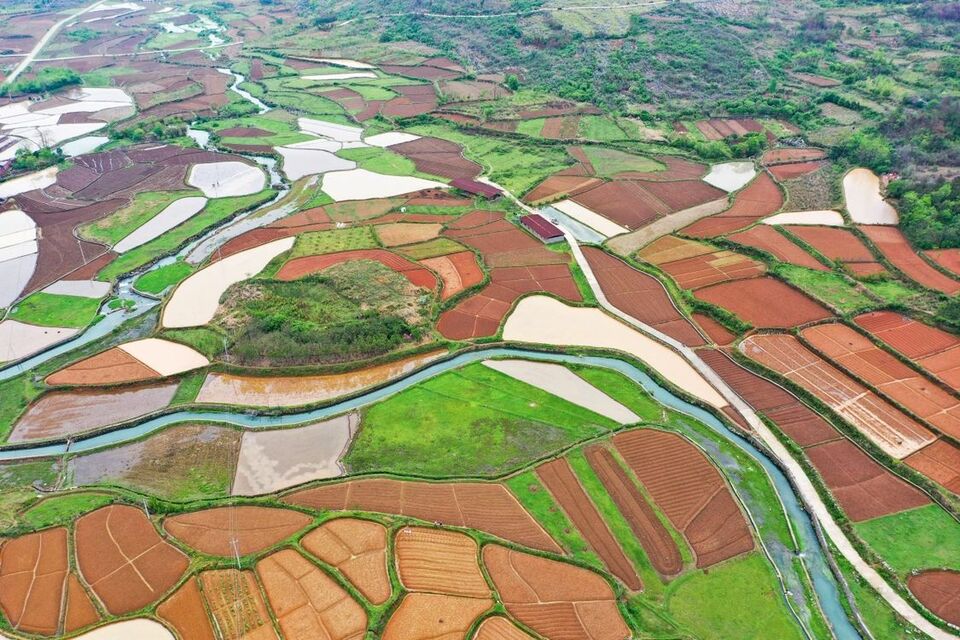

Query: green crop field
[855,504,960,576]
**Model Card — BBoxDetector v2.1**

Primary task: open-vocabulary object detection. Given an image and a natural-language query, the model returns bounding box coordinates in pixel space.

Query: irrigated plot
[693,277,832,328]
[855,311,960,391]
[301,519,391,605]
[741,334,936,459]
[164,506,311,556]
[395,527,490,597]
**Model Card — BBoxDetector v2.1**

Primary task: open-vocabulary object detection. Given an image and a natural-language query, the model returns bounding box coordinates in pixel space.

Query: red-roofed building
[450,178,501,199]
[521,214,564,244]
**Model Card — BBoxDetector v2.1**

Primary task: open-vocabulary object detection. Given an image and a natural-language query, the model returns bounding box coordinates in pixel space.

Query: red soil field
[761,148,828,165]
[582,246,705,346]
[395,527,490,597]
[570,179,725,230]
[585,446,683,576]
[801,323,960,440]
[75,505,188,615]
[382,85,439,118]
[768,160,827,181]
[729,225,828,270]
[925,248,960,277]
[391,136,481,181]
[383,593,491,640]
[855,311,960,393]
[523,175,603,205]
[301,518,391,605]
[420,251,483,300]
[540,115,580,139]
[786,225,877,264]
[0,528,70,635]
[741,334,936,459]
[806,439,931,521]
[483,544,631,640]
[536,458,642,590]
[474,616,536,640]
[277,249,438,291]
[861,226,960,294]
[63,574,99,633]
[199,569,277,640]
[694,277,831,328]
[693,313,736,345]
[640,236,766,289]
[156,578,216,640]
[284,479,561,553]
[613,429,754,568]
[443,211,568,267]
[905,440,960,494]
[682,172,784,238]
[257,549,367,640]
[46,347,160,386]
[163,506,311,556]
[909,570,960,626]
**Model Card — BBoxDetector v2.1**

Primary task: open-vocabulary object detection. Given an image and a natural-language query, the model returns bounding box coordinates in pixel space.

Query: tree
[835,130,893,173]
[505,74,520,91]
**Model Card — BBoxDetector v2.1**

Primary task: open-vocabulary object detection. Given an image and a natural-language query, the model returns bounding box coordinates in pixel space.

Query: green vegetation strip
[79,190,202,246]
[9,292,101,328]
[133,260,194,295]
[291,227,378,258]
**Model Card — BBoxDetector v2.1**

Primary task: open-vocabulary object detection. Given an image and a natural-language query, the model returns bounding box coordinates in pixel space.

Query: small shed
[521,214,564,244]
[450,178,501,199]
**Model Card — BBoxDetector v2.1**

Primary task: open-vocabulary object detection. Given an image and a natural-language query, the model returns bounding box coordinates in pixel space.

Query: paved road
[4,0,107,85]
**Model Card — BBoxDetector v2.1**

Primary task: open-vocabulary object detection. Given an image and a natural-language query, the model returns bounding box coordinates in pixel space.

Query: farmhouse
[520,214,564,244]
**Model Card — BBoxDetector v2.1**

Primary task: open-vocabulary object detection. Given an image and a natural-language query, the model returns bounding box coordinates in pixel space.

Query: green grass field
[9,292,101,328]
[580,147,663,177]
[79,190,201,246]
[337,146,418,177]
[202,111,313,147]
[20,493,113,531]
[345,362,618,477]
[133,260,194,295]
[855,504,960,575]
[578,115,629,142]
[774,265,875,315]
[290,226,378,258]
[572,366,663,422]
[394,238,467,260]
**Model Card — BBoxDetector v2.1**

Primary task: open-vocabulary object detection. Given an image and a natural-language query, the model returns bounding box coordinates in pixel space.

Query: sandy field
[473,617,536,640]
[395,527,491,597]
[0,167,58,198]
[299,117,364,142]
[276,146,355,180]
[762,210,844,226]
[197,349,444,406]
[114,197,208,253]
[0,320,78,363]
[187,161,265,198]
[232,413,359,495]
[162,236,295,328]
[376,222,442,246]
[156,579,216,640]
[364,132,419,147]
[843,168,898,224]
[383,593,492,640]
[552,199,628,238]
[502,296,727,408]
[322,168,446,201]
[703,161,756,192]
[43,279,111,298]
[483,359,639,423]
[118,338,209,376]
[301,518,391,605]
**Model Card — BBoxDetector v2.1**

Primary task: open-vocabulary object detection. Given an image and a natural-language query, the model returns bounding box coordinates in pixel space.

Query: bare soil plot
[855,312,960,391]
[391,136,481,181]
[729,225,828,270]
[801,324,960,440]
[585,446,682,576]
[284,480,561,553]
[483,544,630,640]
[860,226,960,294]
[197,350,445,406]
[257,549,367,640]
[536,458,642,590]
[741,334,936,459]
[583,246,705,346]
[570,179,724,230]
[682,172,784,238]
[693,314,736,346]
[10,382,177,443]
[785,225,881,273]
[420,251,483,300]
[473,616,536,640]
[383,593,492,640]
[0,528,72,635]
[694,277,831,328]
[199,569,278,640]
[75,505,188,615]
[639,235,765,289]
[769,160,828,181]
[909,570,960,626]
[277,249,437,291]
[156,578,216,640]
[375,222,442,247]
[63,573,99,634]
[523,175,603,205]
[613,429,754,568]
[844,168,898,225]
[440,79,509,101]
[925,248,960,277]
[233,413,358,496]
[395,527,490,597]
[301,519,390,605]
[762,148,828,166]
[164,506,311,556]
[46,347,160,386]
[905,440,960,495]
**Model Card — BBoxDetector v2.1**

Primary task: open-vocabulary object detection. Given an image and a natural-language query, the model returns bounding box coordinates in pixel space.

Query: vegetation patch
[337,146,418,176]
[134,260,194,295]
[855,504,960,576]
[580,146,663,177]
[290,226,378,258]
[9,292,101,328]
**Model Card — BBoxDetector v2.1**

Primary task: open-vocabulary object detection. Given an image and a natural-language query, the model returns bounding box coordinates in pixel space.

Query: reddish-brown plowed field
[585,446,683,576]
[861,226,960,294]
[375,222,442,247]
[382,85,439,118]
[200,569,278,640]
[63,573,99,633]
[762,148,828,165]
[925,248,960,277]
[693,313,736,345]
[801,324,960,440]
[535,459,642,590]
[806,439,930,520]
[163,506,310,556]
[582,246,705,346]
[729,226,827,270]
[284,480,561,553]
[277,249,438,291]
[856,312,960,392]
[682,172,783,238]
[785,225,880,271]
[540,116,580,139]
[420,251,483,299]
[905,440,960,495]
[695,277,831,328]
[257,549,367,640]
[473,616,536,640]
[696,121,722,140]
[301,518,391,605]
[909,570,960,626]
[395,527,490,597]
[75,505,188,615]
[46,347,160,386]
[0,528,69,635]
[769,161,827,181]
[699,349,840,446]
[391,137,481,181]
[741,334,936,459]
[383,593,491,640]
[613,429,754,567]
[642,238,766,290]
[522,175,603,205]
[156,578,216,640]
[570,179,724,230]
[483,544,631,640]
